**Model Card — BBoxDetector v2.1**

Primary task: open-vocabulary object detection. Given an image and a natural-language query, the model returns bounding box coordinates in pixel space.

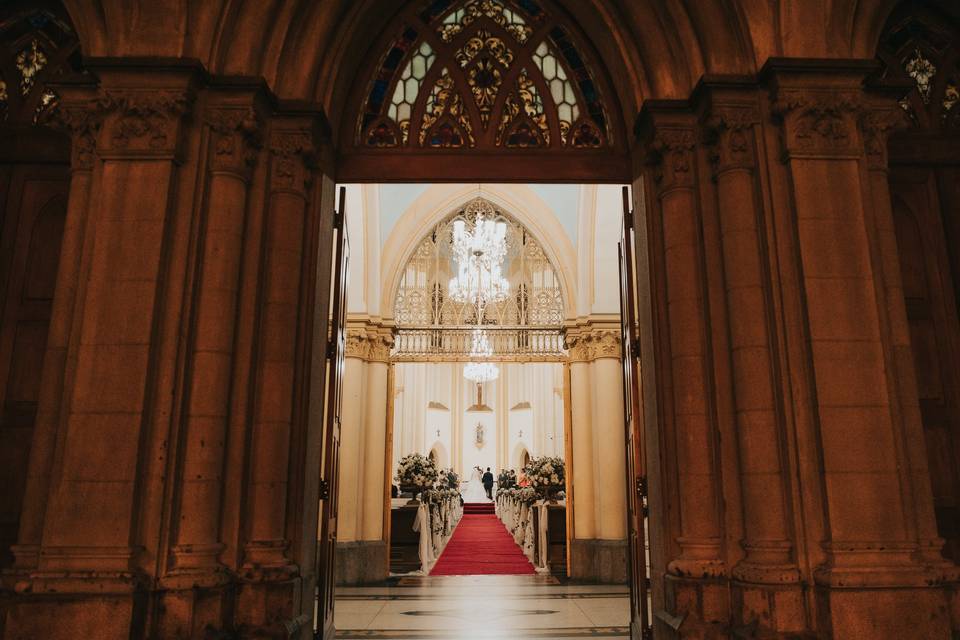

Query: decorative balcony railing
[392,326,566,361]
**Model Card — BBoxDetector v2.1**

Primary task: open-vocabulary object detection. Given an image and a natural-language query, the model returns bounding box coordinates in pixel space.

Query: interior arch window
[358,0,610,149]
[394,197,564,329]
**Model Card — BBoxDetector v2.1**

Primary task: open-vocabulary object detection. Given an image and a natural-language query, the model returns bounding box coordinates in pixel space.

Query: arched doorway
[2,1,958,639]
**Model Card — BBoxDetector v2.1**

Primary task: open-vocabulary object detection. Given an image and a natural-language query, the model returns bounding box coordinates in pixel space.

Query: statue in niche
[475,422,484,449]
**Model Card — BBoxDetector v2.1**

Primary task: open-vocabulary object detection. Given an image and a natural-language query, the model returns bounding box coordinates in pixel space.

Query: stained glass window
[355,0,612,150]
[878,11,959,130]
[0,7,78,125]
[389,41,436,144]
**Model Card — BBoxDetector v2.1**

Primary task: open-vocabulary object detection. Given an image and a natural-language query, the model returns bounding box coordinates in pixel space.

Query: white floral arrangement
[523,456,565,494]
[517,486,539,504]
[395,453,439,490]
[498,486,519,500]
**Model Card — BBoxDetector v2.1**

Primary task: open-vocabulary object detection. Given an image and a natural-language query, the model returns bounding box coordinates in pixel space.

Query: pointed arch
[351,0,618,152]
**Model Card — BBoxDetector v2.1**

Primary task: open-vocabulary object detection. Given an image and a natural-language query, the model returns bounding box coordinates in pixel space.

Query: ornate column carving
[26,73,197,597]
[242,116,321,577]
[765,60,953,638]
[12,86,104,572]
[638,110,725,580]
[169,95,265,582]
[701,94,800,589]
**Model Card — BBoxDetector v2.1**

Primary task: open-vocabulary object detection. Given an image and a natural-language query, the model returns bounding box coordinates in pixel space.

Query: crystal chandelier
[448,199,510,307]
[463,328,499,383]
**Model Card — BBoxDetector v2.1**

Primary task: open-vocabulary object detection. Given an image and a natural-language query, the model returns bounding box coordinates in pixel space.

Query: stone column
[3,65,199,640]
[361,329,392,542]
[638,110,726,578]
[567,333,595,547]
[567,322,627,582]
[238,114,321,629]
[336,321,392,585]
[767,60,953,638]
[11,86,101,573]
[700,87,804,627]
[170,93,263,582]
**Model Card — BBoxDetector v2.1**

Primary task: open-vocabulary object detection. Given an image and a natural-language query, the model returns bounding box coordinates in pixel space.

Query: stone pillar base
[815,584,952,639]
[336,541,388,585]
[662,574,729,639]
[569,539,627,583]
[731,581,807,637]
[3,592,142,640]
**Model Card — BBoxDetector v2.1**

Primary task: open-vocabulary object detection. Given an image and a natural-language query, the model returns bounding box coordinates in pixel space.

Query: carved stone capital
[268,128,317,193]
[42,100,104,170]
[702,105,760,175]
[772,88,863,158]
[95,89,193,158]
[205,106,263,178]
[565,326,621,362]
[345,323,395,363]
[859,106,909,170]
[645,127,697,191]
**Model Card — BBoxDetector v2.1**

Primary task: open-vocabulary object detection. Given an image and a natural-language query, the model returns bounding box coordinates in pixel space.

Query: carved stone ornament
[40,100,104,170]
[97,89,192,156]
[345,325,394,362]
[859,106,909,170]
[702,106,760,175]
[645,127,697,190]
[268,129,317,192]
[772,88,862,157]
[566,328,621,362]
[205,106,263,177]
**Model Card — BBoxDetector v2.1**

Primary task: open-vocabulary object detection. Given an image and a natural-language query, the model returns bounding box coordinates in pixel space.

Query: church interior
[0,0,959,638]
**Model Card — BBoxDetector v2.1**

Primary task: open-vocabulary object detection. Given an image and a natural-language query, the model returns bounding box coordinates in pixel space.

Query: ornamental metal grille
[392,197,565,360]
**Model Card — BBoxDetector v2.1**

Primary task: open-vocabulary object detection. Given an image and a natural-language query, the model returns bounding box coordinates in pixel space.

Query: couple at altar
[463,466,494,502]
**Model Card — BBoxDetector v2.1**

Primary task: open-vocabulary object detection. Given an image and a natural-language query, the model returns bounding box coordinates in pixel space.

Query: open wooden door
[618,186,652,639]
[316,187,349,640]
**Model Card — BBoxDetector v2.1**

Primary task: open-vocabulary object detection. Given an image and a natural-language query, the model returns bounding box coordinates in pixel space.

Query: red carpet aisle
[430,503,535,575]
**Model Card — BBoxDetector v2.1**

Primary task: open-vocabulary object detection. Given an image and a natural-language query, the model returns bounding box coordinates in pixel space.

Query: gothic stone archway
[2,1,959,639]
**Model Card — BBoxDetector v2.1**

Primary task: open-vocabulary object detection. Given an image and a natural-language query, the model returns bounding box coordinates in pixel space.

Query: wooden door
[316,187,349,639]
[618,186,651,639]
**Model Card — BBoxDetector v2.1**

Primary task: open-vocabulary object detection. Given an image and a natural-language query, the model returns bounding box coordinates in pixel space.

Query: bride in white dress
[462,466,489,502]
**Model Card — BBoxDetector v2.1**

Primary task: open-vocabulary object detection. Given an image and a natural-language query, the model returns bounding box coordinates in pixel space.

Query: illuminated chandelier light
[463,328,499,382]
[447,199,510,306]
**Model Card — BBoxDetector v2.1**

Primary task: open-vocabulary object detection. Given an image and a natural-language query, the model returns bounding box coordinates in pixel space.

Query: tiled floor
[334,574,630,639]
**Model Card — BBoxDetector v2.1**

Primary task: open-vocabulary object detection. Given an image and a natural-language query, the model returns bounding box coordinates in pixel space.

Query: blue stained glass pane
[371,79,389,105]
[517,0,543,18]
[384,47,404,70]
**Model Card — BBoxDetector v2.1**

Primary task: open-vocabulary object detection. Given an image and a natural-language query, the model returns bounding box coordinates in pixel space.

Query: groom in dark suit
[482,467,494,499]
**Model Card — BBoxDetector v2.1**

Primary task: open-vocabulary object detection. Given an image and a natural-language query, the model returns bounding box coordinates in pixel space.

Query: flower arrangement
[497,468,517,489]
[523,456,565,497]
[517,486,539,504]
[395,453,439,493]
[498,486,519,500]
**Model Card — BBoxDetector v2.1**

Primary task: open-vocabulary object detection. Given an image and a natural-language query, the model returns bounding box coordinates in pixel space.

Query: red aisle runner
[430,504,535,575]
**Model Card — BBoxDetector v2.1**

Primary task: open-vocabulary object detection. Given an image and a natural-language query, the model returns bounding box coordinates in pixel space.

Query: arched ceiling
[56,0,957,143]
